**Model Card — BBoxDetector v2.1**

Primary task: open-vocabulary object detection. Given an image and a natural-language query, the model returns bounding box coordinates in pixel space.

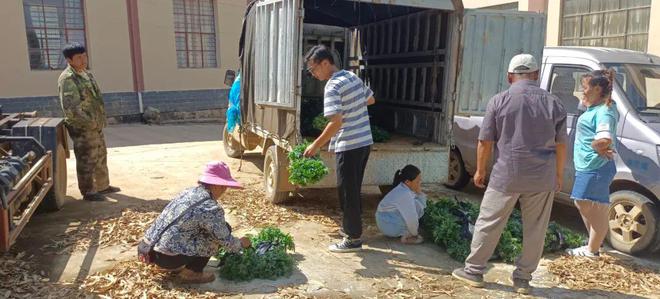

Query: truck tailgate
[311,135,447,188]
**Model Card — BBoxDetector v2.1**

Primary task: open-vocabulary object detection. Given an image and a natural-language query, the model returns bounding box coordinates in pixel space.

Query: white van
[450,47,660,255]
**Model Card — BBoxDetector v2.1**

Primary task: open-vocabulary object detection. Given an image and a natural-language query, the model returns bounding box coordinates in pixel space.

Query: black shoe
[99,186,121,194]
[83,193,106,201]
[511,277,531,294]
[452,268,484,288]
[328,237,362,253]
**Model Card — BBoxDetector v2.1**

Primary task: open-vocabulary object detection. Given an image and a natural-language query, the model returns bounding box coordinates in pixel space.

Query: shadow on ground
[15,193,169,283]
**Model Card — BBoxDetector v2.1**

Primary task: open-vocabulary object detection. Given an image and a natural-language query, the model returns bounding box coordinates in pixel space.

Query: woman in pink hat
[139,161,250,284]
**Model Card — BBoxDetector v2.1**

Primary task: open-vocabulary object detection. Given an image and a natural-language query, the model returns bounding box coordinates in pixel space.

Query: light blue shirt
[574,102,619,172]
[377,183,427,235]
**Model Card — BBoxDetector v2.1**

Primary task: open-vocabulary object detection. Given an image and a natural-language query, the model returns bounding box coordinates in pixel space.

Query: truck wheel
[607,191,660,255]
[445,149,470,190]
[42,143,67,211]
[223,123,244,158]
[264,145,289,204]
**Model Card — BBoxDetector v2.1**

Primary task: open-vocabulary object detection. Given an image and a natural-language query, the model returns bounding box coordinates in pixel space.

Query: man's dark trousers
[336,145,371,239]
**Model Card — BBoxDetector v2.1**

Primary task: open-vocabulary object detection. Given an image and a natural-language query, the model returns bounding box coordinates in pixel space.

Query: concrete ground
[11,123,660,298]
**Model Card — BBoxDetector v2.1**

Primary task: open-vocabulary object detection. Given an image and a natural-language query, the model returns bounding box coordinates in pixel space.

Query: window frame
[559,0,651,51]
[23,0,89,71]
[547,64,593,116]
[173,0,218,69]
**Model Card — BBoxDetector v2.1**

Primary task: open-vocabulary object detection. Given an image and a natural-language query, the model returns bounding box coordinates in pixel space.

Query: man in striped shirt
[303,45,375,252]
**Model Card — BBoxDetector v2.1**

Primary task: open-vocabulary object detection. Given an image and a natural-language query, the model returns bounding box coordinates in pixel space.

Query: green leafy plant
[217,227,296,281]
[371,125,391,143]
[421,198,586,263]
[312,114,329,132]
[287,142,329,186]
[311,113,390,143]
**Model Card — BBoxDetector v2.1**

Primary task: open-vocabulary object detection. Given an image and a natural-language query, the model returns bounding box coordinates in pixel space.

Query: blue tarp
[226,73,241,132]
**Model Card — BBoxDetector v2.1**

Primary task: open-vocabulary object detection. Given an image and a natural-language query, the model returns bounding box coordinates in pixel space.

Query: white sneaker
[565,246,599,258]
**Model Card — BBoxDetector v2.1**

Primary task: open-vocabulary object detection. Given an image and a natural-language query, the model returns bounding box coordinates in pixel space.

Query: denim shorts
[571,160,616,204]
[375,210,408,237]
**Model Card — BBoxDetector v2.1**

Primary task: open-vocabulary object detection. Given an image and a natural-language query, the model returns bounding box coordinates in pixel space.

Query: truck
[223,0,545,203]
[0,110,68,252]
[450,46,660,255]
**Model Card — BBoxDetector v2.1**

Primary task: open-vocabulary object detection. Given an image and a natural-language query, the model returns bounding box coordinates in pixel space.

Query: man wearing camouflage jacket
[58,43,120,201]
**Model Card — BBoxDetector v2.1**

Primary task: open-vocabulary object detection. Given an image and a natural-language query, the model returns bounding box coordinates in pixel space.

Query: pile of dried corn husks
[222,183,341,230]
[0,252,85,298]
[81,260,224,298]
[40,206,162,254]
[548,255,660,296]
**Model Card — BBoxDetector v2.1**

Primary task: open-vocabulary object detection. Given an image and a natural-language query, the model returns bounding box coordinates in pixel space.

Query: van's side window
[549,66,591,115]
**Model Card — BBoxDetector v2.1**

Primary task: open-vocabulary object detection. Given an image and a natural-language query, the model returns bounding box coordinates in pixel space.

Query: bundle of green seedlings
[421,198,585,263]
[287,141,329,186]
[312,114,391,142]
[216,227,296,281]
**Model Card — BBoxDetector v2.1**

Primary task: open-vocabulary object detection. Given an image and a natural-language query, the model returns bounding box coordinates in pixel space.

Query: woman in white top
[375,165,427,244]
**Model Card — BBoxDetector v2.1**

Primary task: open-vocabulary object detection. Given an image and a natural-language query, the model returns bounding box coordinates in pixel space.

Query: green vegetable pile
[216,227,296,281]
[421,198,585,263]
[312,113,390,143]
[371,125,391,143]
[312,114,329,132]
[287,141,329,186]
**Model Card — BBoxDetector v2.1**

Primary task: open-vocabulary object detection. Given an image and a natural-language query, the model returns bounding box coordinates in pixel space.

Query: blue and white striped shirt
[324,70,373,153]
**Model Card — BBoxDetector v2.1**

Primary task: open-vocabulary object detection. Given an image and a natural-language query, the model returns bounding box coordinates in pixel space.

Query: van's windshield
[605,63,660,119]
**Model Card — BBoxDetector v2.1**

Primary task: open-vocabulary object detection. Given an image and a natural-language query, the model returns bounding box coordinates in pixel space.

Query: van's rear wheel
[445,149,470,190]
[223,124,244,158]
[607,191,660,254]
[264,145,289,204]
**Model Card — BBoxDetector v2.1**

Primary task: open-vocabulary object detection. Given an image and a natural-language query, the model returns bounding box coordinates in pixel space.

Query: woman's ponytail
[391,165,421,188]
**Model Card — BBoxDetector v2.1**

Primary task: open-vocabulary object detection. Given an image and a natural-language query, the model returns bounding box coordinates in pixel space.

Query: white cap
[508,54,539,74]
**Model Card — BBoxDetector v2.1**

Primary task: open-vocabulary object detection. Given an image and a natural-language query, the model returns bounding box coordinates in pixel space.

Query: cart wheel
[42,142,67,211]
[607,190,660,255]
[223,123,244,158]
[264,145,289,204]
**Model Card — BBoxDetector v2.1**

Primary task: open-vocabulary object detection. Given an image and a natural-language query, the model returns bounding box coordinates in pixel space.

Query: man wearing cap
[140,161,251,283]
[452,54,567,294]
[58,42,119,201]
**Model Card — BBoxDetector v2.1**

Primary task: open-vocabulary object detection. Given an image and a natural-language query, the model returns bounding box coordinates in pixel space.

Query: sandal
[176,269,215,284]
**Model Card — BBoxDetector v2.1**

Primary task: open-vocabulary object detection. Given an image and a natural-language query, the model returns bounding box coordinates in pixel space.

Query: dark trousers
[336,145,371,239]
[150,251,211,273]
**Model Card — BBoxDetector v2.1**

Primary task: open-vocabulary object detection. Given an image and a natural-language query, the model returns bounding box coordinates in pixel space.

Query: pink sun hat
[198,161,242,189]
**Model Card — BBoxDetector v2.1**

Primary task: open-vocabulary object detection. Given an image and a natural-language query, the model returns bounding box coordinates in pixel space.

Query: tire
[445,149,470,190]
[264,145,289,204]
[42,143,67,211]
[607,191,660,255]
[223,123,244,158]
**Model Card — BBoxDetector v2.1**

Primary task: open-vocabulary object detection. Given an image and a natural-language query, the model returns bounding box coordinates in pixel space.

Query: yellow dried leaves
[548,254,660,296]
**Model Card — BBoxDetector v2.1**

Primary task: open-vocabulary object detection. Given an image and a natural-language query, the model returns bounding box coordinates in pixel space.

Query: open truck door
[447,9,546,189]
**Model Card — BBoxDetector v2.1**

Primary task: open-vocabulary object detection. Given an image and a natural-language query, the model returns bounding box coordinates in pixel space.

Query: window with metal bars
[173,0,218,68]
[23,0,87,70]
[560,0,651,52]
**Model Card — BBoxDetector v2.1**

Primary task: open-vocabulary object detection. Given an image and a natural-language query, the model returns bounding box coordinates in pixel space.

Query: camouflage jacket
[58,65,107,131]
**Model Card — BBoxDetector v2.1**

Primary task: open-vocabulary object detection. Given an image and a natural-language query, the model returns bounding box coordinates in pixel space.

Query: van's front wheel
[607,191,660,254]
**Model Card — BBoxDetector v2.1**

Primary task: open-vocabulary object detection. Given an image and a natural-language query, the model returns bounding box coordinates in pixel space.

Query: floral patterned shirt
[143,186,241,257]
